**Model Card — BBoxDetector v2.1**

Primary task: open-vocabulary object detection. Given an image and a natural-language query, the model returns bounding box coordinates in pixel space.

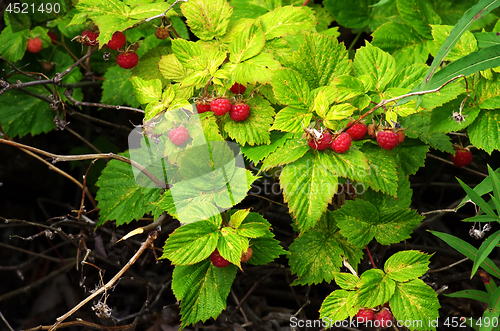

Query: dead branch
[48,230,158,331]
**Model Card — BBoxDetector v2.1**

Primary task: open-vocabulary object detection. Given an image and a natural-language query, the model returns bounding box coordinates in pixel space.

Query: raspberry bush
[1,0,500,330]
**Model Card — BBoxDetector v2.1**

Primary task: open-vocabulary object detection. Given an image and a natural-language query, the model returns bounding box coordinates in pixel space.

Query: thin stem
[343,74,467,132]
[145,0,189,22]
[426,153,487,178]
[365,245,377,269]
[0,139,166,188]
[347,31,363,53]
[48,230,158,331]
[0,48,96,96]
[421,208,457,216]
[64,90,145,113]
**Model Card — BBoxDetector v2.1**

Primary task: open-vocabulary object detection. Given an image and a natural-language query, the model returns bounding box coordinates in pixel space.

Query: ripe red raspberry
[210,249,230,268]
[210,98,232,116]
[355,308,374,323]
[81,30,99,46]
[230,83,246,94]
[374,308,393,328]
[240,247,253,263]
[197,103,211,113]
[331,132,352,153]
[451,148,473,167]
[377,130,399,150]
[346,123,367,140]
[397,129,405,143]
[155,26,169,39]
[168,126,190,146]
[308,132,332,150]
[107,31,126,50]
[27,37,42,53]
[230,103,250,121]
[47,32,57,45]
[117,52,139,69]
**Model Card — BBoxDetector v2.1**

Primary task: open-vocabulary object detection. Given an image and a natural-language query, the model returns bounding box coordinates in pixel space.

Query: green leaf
[218,227,248,269]
[172,39,226,73]
[270,107,312,133]
[230,0,274,20]
[419,0,500,92]
[324,0,373,29]
[172,260,237,328]
[389,279,439,331]
[397,0,440,39]
[372,22,429,71]
[74,1,175,46]
[420,131,454,153]
[0,25,28,62]
[324,103,356,121]
[384,250,431,282]
[95,151,162,226]
[472,229,500,278]
[229,22,265,63]
[224,52,281,85]
[319,290,351,322]
[316,148,369,183]
[353,43,396,92]
[327,76,367,102]
[223,96,275,146]
[333,199,379,247]
[161,221,219,265]
[229,209,250,229]
[476,74,500,109]
[0,87,56,138]
[334,273,360,290]
[152,124,257,219]
[430,25,478,62]
[271,68,311,109]
[427,44,500,92]
[358,269,396,308]
[159,54,192,82]
[6,11,31,33]
[429,99,481,133]
[237,222,269,238]
[469,109,500,154]
[289,214,345,285]
[241,213,286,265]
[130,76,162,104]
[131,46,171,86]
[241,131,291,163]
[388,63,428,90]
[445,289,490,304]
[260,135,309,170]
[181,0,233,41]
[457,178,497,217]
[334,199,422,247]
[431,231,500,279]
[474,31,500,48]
[313,91,330,118]
[284,32,351,90]
[392,139,429,176]
[101,66,140,108]
[358,144,399,196]
[258,5,316,40]
[280,153,338,232]
[489,165,500,214]
[458,167,500,208]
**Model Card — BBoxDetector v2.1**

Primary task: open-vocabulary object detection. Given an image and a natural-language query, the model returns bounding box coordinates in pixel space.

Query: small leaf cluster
[320,251,439,331]
[162,210,286,327]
